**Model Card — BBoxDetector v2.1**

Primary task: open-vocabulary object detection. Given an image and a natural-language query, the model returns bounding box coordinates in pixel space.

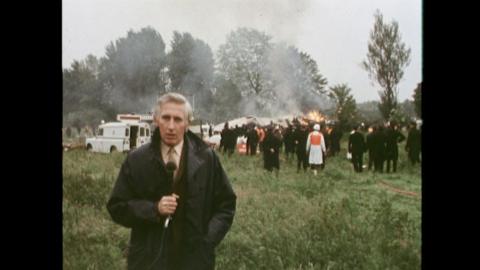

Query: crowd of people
[215,119,422,175]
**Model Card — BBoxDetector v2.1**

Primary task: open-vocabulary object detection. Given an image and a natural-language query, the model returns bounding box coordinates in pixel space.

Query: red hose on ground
[377,180,421,198]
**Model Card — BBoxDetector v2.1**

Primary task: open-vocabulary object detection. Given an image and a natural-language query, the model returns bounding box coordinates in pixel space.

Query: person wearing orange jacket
[306,124,326,176]
[256,126,266,153]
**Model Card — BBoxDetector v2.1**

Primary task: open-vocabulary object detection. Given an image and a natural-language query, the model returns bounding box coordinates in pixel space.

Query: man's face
[155,102,189,146]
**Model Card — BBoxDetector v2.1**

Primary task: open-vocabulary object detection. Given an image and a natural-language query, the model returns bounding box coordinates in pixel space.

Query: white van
[86,121,151,153]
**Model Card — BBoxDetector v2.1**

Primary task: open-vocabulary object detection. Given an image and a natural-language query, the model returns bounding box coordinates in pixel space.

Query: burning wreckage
[202,110,333,151]
[64,110,333,154]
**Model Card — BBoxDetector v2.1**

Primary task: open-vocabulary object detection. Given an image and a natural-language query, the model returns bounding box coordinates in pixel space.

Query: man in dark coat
[246,124,259,156]
[329,125,342,157]
[405,122,421,165]
[219,122,228,154]
[348,125,366,172]
[107,93,236,270]
[373,125,387,173]
[384,121,406,173]
[263,126,283,176]
[293,123,309,173]
[221,123,235,156]
[366,125,376,171]
[283,125,295,160]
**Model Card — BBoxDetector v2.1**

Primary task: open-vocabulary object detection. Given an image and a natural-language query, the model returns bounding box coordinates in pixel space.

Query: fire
[306,110,325,123]
[327,126,333,135]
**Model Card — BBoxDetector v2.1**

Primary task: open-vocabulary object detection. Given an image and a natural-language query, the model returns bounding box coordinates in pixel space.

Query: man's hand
[157,194,180,216]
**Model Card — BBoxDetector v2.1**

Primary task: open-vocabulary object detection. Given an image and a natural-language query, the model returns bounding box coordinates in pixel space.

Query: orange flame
[306,110,325,123]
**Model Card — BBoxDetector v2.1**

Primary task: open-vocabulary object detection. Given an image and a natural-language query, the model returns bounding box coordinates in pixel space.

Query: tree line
[63,10,421,132]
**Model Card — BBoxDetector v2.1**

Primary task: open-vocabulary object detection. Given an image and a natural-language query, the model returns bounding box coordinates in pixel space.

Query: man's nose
[167,119,175,129]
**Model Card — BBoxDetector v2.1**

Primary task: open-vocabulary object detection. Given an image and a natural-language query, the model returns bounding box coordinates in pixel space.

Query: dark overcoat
[107,129,236,270]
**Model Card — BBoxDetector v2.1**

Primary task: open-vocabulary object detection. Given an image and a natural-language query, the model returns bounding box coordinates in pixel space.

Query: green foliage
[328,84,358,132]
[63,27,168,128]
[390,99,416,126]
[63,56,104,118]
[356,101,383,125]
[64,136,421,270]
[100,27,167,114]
[211,75,243,123]
[217,28,274,114]
[412,83,422,118]
[362,10,411,120]
[167,32,215,120]
[64,26,333,126]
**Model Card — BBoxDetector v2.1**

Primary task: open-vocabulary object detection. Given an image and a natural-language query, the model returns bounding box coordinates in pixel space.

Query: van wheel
[86,144,93,152]
[110,146,117,153]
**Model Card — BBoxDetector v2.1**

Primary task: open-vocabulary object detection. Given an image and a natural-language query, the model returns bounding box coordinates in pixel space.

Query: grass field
[63,138,421,270]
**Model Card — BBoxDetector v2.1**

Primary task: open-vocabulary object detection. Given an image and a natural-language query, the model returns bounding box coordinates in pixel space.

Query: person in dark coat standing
[219,122,228,154]
[293,123,309,173]
[208,124,213,137]
[221,123,235,157]
[405,121,421,165]
[329,125,342,157]
[348,125,366,172]
[384,121,406,173]
[246,124,259,156]
[373,124,387,173]
[283,125,295,160]
[366,125,376,171]
[107,93,236,270]
[263,126,283,177]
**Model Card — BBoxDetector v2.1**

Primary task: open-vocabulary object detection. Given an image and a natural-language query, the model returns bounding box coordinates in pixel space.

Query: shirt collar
[161,140,184,159]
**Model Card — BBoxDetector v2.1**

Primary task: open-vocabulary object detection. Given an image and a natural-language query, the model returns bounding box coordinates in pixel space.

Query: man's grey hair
[154,92,194,123]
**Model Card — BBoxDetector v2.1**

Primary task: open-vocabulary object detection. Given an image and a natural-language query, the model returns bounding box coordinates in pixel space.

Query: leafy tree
[328,84,358,132]
[217,28,273,113]
[167,32,215,120]
[362,10,411,120]
[63,55,103,124]
[356,101,383,125]
[211,75,242,123]
[99,27,167,115]
[412,82,421,118]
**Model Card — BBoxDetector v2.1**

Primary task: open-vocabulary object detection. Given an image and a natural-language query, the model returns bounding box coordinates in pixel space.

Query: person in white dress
[306,124,326,176]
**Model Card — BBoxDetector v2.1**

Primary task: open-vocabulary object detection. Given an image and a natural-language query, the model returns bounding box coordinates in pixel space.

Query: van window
[140,127,145,137]
[146,128,150,137]
[99,128,103,136]
[125,128,129,137]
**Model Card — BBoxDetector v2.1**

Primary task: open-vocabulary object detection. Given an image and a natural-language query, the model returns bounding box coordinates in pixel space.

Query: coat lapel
[186,135,205,183]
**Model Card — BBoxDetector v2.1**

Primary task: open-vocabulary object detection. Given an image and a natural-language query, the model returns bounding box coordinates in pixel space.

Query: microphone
[165,161,177,175]
[150,160,178,269]
[164,161,177,228]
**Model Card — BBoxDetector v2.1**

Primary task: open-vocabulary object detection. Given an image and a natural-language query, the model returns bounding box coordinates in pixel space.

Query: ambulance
[85,114,153,153]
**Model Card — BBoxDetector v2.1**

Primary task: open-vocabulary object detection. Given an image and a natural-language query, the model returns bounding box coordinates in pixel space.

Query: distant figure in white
[306,124,326,176]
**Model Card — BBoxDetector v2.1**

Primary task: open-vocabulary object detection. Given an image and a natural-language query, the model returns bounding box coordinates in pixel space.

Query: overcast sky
[63,0,422,103]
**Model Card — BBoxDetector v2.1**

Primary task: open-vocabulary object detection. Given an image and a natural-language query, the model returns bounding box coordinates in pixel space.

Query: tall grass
[63,140,421,270]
